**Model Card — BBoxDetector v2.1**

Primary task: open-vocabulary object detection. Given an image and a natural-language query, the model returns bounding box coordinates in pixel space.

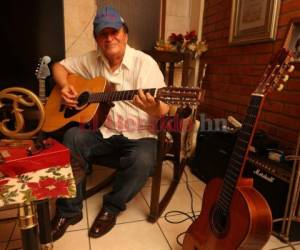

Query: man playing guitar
[50,6,169,241]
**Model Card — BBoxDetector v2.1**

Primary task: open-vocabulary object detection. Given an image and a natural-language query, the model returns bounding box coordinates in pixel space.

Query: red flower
[184,30,197,43]
[168,33,184,45]
[27,177,69,199]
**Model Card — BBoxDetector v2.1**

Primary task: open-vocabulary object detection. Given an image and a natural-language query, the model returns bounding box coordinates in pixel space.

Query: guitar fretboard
[38,79,47,104]
[216,94,263,214]
[88,88,156,103]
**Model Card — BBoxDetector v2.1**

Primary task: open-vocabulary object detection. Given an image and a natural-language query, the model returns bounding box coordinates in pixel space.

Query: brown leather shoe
[51,213,83,241]
[88,208,116,238]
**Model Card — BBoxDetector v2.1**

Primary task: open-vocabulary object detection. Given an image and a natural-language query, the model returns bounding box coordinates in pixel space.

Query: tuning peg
[43,56,51,64]
[288,65,295,73]
[277,84,284,92]
[282,75,289,82]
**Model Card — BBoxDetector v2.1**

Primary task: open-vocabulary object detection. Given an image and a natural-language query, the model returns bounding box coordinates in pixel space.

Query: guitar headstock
[254,48,295,95]
[156,87,202,106]
[35,56,51,80]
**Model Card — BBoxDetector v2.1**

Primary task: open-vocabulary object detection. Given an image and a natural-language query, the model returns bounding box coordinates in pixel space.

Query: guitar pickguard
[64,106,86,118]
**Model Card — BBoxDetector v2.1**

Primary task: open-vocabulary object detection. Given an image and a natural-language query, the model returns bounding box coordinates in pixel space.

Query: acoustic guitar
[42,74,201,132]
[182,48,294,250]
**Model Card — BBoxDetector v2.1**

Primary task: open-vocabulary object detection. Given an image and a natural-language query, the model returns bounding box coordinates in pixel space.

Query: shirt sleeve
[139,54,166,89]
[59,51,96,79]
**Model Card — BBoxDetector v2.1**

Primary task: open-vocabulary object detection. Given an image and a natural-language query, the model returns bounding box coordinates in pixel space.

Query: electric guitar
[42,74,201,132]
[182,48,295,250]
[35,56,51,104]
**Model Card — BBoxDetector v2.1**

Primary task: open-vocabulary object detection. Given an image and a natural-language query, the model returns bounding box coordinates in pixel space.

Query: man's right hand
[61,85,78,107]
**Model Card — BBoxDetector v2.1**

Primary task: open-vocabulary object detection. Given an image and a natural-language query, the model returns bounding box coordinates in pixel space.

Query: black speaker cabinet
[244,157,300,241]
[244,158,290,220]
[189,131,237,183]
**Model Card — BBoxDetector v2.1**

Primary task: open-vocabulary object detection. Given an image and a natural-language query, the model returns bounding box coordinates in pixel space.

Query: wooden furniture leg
[18,202,40,250]
[36,200,53,250]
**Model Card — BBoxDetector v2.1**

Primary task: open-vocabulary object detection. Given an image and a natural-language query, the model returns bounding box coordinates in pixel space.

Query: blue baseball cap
[93,6,124,35]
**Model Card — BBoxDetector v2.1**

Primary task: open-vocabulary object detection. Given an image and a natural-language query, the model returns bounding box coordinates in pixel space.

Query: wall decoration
[229,0,281,45]
[283,18,300,62]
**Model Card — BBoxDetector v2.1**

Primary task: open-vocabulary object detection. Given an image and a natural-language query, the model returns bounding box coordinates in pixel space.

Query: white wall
[165,0,191,39]
[164,0,201,39]
[164,0,203,86]
[63,0,161,57]
[63,0,97,57]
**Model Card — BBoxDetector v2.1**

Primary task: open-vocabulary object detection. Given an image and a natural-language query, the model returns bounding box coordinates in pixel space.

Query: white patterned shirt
[60,45,165,139]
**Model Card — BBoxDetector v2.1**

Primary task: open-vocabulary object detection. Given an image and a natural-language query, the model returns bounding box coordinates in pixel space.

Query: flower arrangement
[155,30,208,58]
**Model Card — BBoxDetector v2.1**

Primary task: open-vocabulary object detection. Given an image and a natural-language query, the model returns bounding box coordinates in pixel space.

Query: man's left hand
[133,89,161,117]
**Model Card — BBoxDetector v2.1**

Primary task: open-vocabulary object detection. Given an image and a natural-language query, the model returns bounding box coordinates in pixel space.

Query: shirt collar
[122,45,133,70]
[97,44,133,71]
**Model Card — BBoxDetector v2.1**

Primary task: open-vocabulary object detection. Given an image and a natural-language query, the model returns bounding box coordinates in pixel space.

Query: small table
[0,141,76,250]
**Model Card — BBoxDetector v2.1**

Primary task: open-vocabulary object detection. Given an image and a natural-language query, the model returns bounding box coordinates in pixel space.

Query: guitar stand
[272,130,300,250]
[26,133,52,156]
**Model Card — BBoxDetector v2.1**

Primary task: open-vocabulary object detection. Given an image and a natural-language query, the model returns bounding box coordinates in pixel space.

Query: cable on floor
[163,166,300,249]
[164,167,199,246]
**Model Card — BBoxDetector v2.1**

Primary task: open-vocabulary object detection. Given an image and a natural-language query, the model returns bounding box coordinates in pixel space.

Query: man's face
[95,27,128,59]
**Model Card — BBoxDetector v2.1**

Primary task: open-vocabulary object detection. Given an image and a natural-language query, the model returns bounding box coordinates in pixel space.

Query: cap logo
[101,13,117,21]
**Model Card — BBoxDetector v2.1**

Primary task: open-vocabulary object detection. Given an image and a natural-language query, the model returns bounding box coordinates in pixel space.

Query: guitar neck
[217,94,264,213]
[38,79,47,104]
[88,88,157,103]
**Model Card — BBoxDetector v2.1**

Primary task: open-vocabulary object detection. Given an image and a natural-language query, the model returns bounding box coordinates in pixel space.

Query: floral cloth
[0,164,76,207]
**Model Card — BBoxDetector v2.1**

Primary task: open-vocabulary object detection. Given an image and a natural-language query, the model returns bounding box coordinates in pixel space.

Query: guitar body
[183,178,272,250]
[42,75,106,132]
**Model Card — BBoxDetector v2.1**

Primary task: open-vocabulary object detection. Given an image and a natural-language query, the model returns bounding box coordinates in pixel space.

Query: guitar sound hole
[211,205,228,236]
[77,91,90,107]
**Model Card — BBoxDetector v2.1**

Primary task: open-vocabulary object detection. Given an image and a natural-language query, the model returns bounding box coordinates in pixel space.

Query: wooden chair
[84,50,192,222]
[146,49,191,86]
[146,49,192,221]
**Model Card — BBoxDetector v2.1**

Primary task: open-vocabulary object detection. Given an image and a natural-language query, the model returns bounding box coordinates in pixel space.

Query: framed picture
[229,0,281,45]
[283,18,300,62]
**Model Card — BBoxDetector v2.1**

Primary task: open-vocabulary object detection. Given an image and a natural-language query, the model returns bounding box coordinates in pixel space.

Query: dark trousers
[56,127,157,217]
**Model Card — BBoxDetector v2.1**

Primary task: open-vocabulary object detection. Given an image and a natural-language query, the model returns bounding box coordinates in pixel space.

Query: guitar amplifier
[244,154,291,220]
[188,130,236,183]
[244,155,300,241]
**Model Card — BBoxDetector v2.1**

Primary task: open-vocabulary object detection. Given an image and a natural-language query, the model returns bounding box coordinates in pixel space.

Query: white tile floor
[0,162,299,250]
